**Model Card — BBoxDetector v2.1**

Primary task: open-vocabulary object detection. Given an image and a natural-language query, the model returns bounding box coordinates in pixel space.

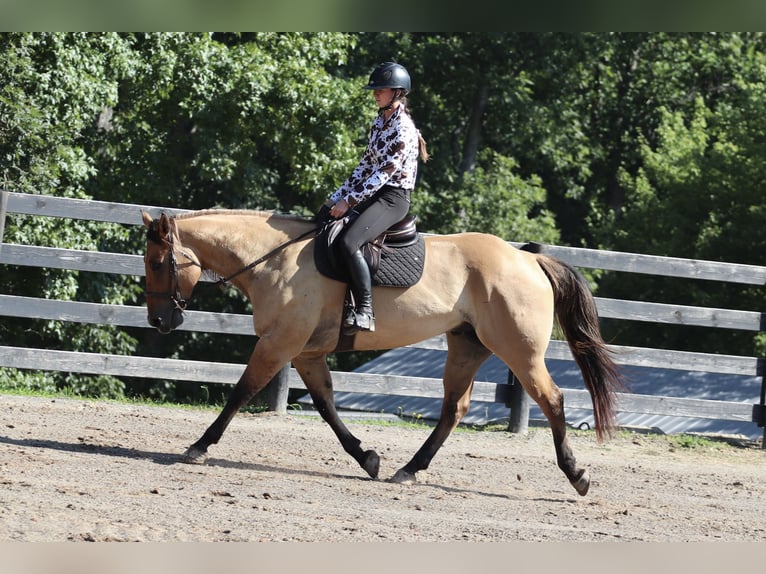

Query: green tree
[595,34,766,355]
[1,33,139,397]
[89,33,363,214]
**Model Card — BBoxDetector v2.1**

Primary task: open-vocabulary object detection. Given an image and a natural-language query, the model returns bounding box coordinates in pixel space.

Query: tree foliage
[2,32,765,399]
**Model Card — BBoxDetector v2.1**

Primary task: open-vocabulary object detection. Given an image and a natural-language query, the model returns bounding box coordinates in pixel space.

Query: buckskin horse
[141,209,623,496]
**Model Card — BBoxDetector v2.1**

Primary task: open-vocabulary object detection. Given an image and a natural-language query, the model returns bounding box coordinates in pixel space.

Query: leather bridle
[145,216,322,312]
[145,226,202,312]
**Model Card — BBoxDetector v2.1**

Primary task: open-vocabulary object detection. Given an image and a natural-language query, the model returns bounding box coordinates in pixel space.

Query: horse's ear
[158,213,172,236]
[141,211,154,228]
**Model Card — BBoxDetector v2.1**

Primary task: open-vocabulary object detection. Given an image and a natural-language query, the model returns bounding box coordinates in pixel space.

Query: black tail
[534,254,625,440]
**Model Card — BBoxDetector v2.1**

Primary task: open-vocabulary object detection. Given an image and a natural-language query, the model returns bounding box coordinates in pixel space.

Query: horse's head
[141,211,203,334]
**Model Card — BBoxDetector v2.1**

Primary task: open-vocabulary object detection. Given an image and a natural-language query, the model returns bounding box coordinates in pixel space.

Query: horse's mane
[173,208,310,224]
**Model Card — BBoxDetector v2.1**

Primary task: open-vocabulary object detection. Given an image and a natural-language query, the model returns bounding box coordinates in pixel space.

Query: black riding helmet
[363,62,411,94]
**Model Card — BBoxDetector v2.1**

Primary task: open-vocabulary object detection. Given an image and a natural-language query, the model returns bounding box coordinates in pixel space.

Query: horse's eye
[149,260,163,272]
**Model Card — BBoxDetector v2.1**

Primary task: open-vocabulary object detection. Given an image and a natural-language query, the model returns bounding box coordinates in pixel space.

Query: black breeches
[337,186,411,258]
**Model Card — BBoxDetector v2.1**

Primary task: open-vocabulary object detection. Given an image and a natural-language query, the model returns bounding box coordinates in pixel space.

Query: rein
[213,225,320,285]
[147,216,322,309]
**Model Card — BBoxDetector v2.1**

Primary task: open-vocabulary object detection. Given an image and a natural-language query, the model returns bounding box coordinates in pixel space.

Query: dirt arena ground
[0,394,764,543]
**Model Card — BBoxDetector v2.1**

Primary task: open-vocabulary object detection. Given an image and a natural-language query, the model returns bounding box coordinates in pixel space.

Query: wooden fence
[1,191,764,446]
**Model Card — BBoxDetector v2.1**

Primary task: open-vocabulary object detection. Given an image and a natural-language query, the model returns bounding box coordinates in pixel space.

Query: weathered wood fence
[1,191,764,446]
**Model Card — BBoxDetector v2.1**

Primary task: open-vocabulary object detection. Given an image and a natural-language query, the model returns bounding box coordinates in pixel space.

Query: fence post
[506,370,529,434]
[254,364,290,414]
[0,190,8,255]
[759,362,765,449]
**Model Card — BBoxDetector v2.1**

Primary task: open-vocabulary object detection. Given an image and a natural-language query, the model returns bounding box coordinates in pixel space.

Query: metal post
[506,370,529,434]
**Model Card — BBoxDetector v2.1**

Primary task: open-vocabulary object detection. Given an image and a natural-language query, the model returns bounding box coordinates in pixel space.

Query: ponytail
[417,131,430,163]
[401,97,430,163]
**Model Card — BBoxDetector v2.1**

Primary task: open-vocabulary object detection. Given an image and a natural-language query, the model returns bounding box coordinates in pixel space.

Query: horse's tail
[529,249,624,441]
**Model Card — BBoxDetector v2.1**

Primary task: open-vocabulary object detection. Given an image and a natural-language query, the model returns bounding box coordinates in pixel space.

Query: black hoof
[571,469,590,496]
[361,449,380,478]
[388,468,416,484]
[182,445,208,464]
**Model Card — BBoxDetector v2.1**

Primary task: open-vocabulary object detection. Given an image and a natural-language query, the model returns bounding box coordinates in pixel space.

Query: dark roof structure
[301,347,763,441]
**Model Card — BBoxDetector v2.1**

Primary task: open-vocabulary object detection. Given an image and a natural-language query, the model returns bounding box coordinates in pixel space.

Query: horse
[141,208,624,496]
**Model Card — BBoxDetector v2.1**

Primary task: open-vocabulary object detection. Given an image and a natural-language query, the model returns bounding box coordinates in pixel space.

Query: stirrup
[343,310,375,334]
[343,307,357,328]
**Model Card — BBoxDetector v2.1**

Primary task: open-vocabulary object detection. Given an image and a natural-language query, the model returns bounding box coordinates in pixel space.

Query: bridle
[145,216,322,312]
[145,229,202,312]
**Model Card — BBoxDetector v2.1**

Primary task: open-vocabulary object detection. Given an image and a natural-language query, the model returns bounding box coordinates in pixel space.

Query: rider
[317,61,429,335]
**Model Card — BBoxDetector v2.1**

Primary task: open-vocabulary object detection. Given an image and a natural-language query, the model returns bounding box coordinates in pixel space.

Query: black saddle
[314,213,425,287]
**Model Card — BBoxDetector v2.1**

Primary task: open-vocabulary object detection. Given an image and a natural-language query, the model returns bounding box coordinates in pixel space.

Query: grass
[0,385,222,413]
[667,433,721,450]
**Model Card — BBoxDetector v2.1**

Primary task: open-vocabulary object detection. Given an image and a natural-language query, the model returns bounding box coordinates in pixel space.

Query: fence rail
[1,191,764,444]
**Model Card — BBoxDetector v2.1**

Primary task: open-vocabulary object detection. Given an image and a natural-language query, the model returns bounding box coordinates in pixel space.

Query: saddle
[314,213,426,288]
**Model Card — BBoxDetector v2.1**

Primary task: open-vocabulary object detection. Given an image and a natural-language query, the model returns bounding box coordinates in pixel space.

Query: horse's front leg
[183,341,287,463]
[292,352,380,478]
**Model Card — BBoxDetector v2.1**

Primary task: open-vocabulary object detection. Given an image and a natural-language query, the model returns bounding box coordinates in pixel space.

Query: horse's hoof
[571,469,590,496]
[388,468,417,484]
[182,446,208,464]
[361,449,380,479]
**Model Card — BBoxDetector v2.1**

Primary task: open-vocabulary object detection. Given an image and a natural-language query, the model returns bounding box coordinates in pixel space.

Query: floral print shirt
[330,107,420,207]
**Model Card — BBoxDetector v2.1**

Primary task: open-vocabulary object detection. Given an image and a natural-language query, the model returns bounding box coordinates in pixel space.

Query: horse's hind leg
[390,326,491,484]
[476,305,590,495]
[502,354,589,495]
[292,352,380,479]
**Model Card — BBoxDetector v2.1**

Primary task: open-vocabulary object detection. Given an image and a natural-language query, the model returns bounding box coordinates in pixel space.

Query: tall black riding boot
[343,249,375,334]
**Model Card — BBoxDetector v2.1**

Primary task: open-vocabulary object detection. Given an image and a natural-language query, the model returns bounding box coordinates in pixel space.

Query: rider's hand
[330,199,350,219]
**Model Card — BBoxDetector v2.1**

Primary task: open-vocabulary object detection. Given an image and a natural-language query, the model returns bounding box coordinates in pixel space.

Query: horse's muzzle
[148,309,184,334]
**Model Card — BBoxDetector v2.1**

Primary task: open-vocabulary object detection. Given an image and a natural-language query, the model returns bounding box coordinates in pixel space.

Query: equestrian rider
[317,61,429,335]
